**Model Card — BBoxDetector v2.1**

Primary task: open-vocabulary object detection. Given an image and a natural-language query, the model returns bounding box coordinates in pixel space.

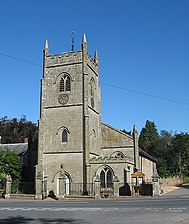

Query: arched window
[90,78,95,97]
[91,129,96,153]
[100,170,105,188]
[100,168,113,188]
[59,75,71,92]
[62,129,68,143]
[107,170,112,188]
[111,152,124,159]
[90,78,95,108]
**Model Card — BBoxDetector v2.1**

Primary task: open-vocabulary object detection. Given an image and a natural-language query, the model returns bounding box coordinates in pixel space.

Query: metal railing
[68,183,95,196]
[11,181,35,194]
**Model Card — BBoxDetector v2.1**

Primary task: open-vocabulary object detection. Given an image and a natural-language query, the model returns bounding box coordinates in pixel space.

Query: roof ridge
[101,122,133,139]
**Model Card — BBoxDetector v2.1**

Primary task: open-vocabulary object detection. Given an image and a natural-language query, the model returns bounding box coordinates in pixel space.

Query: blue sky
[0,0,189,134]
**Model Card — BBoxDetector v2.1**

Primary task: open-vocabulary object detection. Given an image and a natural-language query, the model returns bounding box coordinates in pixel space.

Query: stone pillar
[5,175,12,199]
[35,170,43,200]
[152,169,160,197]
[58,164,66,200]
[94,175,101,199]
[113,175,120,198]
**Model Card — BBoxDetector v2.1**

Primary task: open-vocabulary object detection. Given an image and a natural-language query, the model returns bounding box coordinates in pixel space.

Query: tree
[0,149,21,192]
[154,130,174,177]
[139,120,159,155]
[139,120,189,178]
[139,121,175,177]
[0,115,38,144]
[172,133,189,177]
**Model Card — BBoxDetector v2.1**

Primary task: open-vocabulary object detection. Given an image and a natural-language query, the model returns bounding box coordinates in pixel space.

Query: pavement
[163,184,189,223]
[161,186,180,195]
[163,184,189,197]
[0,186,189,224]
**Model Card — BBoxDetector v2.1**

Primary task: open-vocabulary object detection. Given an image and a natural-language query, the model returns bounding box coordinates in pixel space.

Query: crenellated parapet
[44,50,99,72]
[44,33,99,73]
[87,53,99,75]
[45,50,83,67]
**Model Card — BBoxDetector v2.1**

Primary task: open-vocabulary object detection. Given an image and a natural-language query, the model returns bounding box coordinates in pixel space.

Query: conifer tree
[139,120,159,155]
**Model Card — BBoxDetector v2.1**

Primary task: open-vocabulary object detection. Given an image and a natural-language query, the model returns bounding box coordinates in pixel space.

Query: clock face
[58,94,69,105]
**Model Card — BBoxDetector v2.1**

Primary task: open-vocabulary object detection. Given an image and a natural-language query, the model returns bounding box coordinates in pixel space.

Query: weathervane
[71,30,75,51]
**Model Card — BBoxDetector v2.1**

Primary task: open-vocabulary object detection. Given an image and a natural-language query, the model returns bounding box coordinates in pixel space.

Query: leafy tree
[154,130,174,177]
[139,120,159,155]
[0,150,21,192]
[0,115,38,144]
[172,133,189,177]
[139,121,189,178]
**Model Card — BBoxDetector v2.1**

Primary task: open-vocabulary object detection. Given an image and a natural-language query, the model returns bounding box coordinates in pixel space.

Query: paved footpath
[164,184,189,198]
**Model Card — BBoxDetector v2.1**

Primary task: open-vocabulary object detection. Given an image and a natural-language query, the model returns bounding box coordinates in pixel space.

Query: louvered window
[65,76,71,91]
[60,78,64,92]
[59,75,71,92]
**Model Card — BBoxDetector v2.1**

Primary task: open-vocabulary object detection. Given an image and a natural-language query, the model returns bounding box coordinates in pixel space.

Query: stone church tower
[35,33,158,199]
[36,34,102,198]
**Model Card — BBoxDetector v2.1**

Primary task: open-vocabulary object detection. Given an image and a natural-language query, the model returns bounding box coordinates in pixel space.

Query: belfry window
[60,78,64,92]
[90,78,95,97]
[62,129,68,143]
[90,78,95,108]
[59,75,71,92]
[65,76,71,91]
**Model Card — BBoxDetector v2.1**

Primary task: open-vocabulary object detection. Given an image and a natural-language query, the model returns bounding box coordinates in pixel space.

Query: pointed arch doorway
[57,173,70,196]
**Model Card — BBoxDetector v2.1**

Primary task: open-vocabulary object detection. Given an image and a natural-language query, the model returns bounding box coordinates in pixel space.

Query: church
[35,34,158,199]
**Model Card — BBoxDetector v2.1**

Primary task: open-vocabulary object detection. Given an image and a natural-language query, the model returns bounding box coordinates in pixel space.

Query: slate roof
[139,148,157,162]
[0,143,28,156]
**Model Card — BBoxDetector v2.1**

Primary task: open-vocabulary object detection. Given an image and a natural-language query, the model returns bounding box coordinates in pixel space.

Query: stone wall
[160,177,183,187]
[140,156,154,182]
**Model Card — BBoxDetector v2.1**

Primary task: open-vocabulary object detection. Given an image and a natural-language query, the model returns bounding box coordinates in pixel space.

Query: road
[0,186,189,224]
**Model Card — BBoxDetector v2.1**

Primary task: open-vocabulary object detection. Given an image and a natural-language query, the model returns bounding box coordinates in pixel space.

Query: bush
[183,176,189,184]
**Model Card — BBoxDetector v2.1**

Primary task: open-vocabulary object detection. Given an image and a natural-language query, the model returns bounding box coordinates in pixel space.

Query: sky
[0,0,189,134]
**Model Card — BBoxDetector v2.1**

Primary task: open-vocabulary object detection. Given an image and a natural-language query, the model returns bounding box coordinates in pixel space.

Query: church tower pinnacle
[94,50,99,64]
[82,33,87,53]
[44,40,49,55]
[133,124,140,170]
[82,33,87,44]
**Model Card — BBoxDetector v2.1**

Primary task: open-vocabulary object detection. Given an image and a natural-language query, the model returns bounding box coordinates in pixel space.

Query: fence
[11,182,35,194]
[66,183,95,196]
[7,180,153,198]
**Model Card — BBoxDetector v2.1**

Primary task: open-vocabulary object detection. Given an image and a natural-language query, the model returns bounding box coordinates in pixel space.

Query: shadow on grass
[0,216,88,224]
